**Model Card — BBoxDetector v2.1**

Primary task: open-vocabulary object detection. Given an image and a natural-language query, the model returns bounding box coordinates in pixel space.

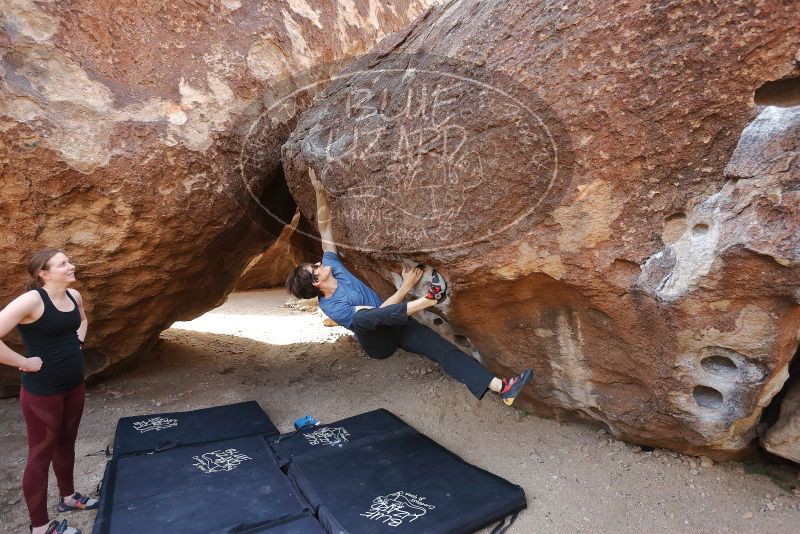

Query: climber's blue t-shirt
[318,251,383,330]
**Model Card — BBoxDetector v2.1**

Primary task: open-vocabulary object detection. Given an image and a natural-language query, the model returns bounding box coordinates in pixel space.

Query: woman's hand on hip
[19,357,42,373]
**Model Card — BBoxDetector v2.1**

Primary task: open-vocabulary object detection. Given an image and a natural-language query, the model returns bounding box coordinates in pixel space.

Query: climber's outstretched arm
[309,167,337,253]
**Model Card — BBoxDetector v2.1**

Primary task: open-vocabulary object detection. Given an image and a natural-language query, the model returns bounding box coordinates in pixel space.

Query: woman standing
[0,249,97,534]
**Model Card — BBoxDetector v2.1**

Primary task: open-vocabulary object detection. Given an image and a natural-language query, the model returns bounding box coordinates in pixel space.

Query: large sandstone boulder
[0,0,437,395]
[283,0,800,457]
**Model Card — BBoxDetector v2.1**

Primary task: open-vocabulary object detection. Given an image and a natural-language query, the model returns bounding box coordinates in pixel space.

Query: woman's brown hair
[26,248,64,291]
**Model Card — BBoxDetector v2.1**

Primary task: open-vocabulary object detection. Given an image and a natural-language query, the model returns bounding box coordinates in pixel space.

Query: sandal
[57,492,98,512]
[30,520,82,534]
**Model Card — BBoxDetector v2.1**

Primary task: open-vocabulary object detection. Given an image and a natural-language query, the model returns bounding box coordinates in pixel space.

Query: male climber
[286,168,533,405]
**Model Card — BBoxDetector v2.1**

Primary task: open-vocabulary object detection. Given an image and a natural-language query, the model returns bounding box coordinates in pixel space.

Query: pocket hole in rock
[692,223,709,235]
[700,355,738,376]
[454,334,471,348]
[754,77,800,107]
[693,385,723,409]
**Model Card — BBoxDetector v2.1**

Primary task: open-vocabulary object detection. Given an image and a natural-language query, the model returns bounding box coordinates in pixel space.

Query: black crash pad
[271,409,414,465]
[112,400,278,456]
[93,435,310,534]
[231,513,327,533]
[281,410,526,534]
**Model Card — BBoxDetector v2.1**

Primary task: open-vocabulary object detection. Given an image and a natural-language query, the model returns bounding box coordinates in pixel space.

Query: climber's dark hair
[286,263,322,299]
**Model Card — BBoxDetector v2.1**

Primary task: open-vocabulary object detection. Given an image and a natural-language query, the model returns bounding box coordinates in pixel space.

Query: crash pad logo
[360,490,435,527]
[303,426,350,447]
[192,448,252,474]
[132,417,178,433]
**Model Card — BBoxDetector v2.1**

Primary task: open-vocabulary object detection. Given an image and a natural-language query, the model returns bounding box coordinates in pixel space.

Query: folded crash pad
[112,400,279,456]
[280,410,526,534]
[231,512,327,533]
[93,435,310,534]
[271,409,414,465]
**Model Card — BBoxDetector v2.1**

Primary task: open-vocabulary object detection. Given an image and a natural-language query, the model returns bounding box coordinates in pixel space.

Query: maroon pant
[20,383,85,528]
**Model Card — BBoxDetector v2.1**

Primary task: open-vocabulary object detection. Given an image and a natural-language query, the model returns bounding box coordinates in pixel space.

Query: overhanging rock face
[0,0,438,395]
[283,0,800,457]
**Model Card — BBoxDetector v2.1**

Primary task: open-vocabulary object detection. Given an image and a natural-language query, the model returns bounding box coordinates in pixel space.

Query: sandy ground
[1,289,799,534]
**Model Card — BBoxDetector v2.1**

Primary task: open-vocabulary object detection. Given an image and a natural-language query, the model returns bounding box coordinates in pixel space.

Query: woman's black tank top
[17,288,84,395]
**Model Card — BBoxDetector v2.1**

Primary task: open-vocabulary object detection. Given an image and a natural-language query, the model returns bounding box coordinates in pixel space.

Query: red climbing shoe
[499,369,533,406]
[424,271,447,302]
